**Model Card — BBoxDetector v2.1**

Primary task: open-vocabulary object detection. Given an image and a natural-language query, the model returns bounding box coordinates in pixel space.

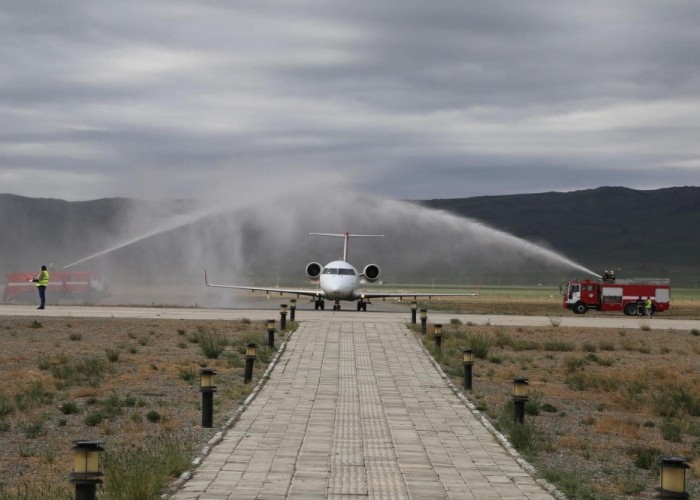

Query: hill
[1,186,698,287]
[420,186,700,285]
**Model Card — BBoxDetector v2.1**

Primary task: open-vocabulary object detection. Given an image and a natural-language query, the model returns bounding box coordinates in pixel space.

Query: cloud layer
[1,1,699,200]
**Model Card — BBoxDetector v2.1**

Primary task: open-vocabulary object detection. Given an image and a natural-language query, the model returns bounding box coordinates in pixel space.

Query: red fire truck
[3,270,107,304]
[561,277,671,316]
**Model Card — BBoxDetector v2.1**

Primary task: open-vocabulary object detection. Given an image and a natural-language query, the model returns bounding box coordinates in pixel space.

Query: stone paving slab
[172,320,555,499]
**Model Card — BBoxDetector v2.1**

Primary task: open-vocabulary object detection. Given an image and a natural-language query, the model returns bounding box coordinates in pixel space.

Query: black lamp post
[244,343,257,383]
[70,440,104,500]
[434,323,442,349]
[289,299,296,321]
[512,377,529,424]
[200,368,217,428]
[411,301,417,324]
[463,349,474,390]
[657,456,690,499]
[280,304,288,331]
[267,319,275,349]
[420,309,428,335]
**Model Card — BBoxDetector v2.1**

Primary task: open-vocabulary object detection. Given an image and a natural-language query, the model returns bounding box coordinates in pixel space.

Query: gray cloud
[1,0,699,201]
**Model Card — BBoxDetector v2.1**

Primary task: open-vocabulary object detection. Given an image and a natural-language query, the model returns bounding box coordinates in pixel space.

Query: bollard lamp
[411,302,417,311]
[657,456,689,499]
[280,304,288,314]
[70,439,104,500]
[267,319,275,332]
[290,299,296,308]
[434,324,442,335]
[420,309,428,320]
[463,349,474,364]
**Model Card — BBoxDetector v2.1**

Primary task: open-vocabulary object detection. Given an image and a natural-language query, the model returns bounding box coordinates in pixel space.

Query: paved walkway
[172,320,555,499]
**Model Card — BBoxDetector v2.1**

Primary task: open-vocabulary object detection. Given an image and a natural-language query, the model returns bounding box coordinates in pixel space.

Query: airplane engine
[305,262,322,280]
[362,264,381,282]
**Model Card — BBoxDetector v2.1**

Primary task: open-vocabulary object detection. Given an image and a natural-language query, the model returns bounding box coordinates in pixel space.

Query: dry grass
[421,318,700,499]
[0,316,277,496]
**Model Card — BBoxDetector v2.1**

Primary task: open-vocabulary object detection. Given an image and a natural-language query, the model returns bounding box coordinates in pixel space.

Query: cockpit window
[322,268,356,275]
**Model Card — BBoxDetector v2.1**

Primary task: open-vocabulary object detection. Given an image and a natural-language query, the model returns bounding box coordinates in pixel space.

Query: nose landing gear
[313,298,325,310]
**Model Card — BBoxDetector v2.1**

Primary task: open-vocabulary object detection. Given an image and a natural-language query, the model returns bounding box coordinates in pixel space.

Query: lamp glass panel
[201,373,213,387]
[74,450,100,473]
[661,466,685,493]
[513,380,529,397]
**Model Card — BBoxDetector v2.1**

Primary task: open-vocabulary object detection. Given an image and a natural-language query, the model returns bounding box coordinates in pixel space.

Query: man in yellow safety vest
[31,265,50,309]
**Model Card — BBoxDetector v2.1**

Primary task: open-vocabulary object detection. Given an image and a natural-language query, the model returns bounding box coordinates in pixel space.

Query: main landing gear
[313,298,325,310]
[356,300,368,312]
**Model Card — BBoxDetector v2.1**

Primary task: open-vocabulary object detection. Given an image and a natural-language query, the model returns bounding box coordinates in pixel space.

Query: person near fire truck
[644,297,653,317]
[636,296,644,316]
[30,265,50,309]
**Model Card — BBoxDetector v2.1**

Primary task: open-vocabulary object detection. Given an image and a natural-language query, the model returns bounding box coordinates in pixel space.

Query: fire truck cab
[562,276,671,316]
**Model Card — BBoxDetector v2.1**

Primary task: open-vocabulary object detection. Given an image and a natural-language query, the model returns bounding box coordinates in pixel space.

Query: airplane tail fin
[310,232,384,261]
[204,269,209,286]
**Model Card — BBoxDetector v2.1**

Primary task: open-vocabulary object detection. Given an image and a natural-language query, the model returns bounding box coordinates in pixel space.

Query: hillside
[421,186,700,284]
[1,186,699,287]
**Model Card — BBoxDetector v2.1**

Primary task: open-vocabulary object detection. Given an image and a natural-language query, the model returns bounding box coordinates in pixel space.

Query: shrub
[661,420,683,442]
[651,385,700,417]
[106,349,120,362]
[69,333,82,341]
[0,395,14,417]
[633,447,661,470]
[146,410,162,423]
[103,433,192,499]
[450,318,463,326]
[198,330,227,359]
[543,340,575,352]
[179,367,197,384]
[467,332,490,359]
[60,401,80,415]
[598,340,616,351]
[84,411,104,426]
[22,421,45,439]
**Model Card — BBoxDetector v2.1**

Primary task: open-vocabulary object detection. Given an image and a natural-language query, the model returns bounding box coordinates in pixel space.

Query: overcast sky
[1,0,699,202]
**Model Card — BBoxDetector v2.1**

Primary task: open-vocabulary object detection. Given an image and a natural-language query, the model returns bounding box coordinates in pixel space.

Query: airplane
[204,232,479,311]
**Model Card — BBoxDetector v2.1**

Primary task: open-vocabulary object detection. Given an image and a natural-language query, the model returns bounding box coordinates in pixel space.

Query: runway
[1,304,698,331]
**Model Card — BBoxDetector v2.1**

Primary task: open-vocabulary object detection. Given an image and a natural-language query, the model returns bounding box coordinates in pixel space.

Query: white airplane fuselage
[318,260,359,300]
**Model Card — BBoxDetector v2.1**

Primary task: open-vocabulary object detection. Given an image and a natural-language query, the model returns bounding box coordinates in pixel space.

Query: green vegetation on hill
[421,186,700,285]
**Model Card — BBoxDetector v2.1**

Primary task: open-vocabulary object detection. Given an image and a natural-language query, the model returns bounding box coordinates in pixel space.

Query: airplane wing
[204,270,325,298]
[357,291,479,300]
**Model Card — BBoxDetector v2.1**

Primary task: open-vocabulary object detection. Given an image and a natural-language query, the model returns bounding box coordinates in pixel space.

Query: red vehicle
[561,276,671,315]
[4,270,107,304]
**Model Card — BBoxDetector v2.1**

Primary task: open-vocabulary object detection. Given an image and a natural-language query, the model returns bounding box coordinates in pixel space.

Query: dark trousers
[37,286,46,308]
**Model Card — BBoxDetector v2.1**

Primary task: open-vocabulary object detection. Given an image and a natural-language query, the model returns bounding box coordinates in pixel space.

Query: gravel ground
[0,312,698,499]
[422,321,700,499]
[0,316,279,496]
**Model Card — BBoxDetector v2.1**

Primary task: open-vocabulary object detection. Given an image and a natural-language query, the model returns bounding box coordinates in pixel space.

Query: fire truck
[3,270,107,304]
[561,276,671,316]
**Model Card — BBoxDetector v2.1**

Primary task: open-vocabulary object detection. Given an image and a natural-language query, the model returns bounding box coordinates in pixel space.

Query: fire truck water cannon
[561,271,671,316]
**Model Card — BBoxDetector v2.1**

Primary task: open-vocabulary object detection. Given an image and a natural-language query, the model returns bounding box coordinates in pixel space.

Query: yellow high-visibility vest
[36,270,49,287]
